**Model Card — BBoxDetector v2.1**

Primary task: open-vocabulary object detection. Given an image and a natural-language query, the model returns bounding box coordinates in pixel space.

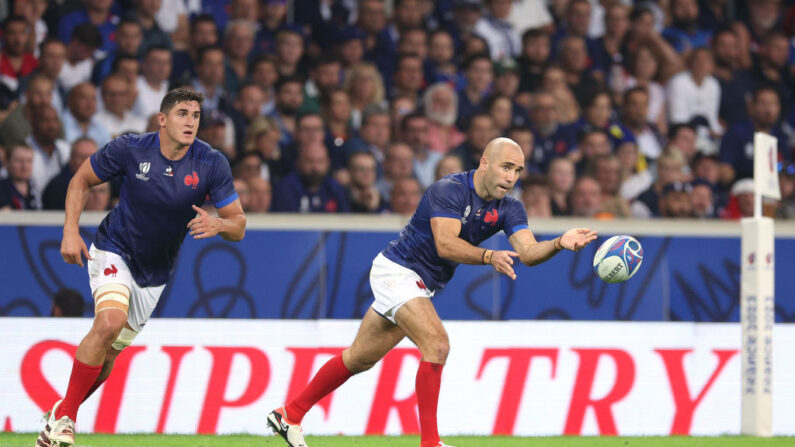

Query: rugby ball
[592,235,643,283]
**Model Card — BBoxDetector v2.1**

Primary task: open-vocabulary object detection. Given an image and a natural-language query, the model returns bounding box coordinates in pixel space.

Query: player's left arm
[188,200,246,241]
[509,228,598,267]
[190,152,246,241]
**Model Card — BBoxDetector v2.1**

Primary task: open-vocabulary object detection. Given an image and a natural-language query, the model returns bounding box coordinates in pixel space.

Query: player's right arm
[61,159,104,266]
[431,217,519,279]
[427,178,518,279]
[62,135,127,266]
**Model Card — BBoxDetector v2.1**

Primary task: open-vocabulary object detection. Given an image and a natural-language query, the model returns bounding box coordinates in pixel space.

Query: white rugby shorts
[87,244,165,332]
[370,253,434,324]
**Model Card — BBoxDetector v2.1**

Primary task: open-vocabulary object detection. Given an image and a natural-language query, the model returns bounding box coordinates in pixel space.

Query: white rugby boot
[267,406,308,447]
[48,412,75,447]
[34,400,62,447]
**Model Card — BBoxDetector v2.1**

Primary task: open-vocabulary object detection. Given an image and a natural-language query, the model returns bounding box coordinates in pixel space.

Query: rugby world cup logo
[135,162,151,181]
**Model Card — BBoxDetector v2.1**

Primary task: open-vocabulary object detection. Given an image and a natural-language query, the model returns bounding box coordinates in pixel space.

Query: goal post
[740,132,780,436]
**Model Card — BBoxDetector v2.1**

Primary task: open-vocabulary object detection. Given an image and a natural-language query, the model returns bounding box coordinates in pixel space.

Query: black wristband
[554,237,562,251]
[481,249,488,264]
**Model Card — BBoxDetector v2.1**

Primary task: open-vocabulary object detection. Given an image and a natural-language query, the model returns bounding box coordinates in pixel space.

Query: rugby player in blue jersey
[38,88,246,447]
[267,137,597,447]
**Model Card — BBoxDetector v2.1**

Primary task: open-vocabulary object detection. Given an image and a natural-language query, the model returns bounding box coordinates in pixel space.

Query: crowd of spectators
[0,0,794,220]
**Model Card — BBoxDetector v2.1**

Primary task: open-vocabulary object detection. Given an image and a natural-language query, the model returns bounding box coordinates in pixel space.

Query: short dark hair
[507,125,532,136]
[752,85,780,103]
[395,52,422,70]
[465,112,493,131]
[247,53,277,76]
[191,13,217,33]
[274,74,304,92]
[4,15,28,33]
[623,86,648,103]
[521,27,549,45]
[400,111,427,133]
[312,53,342,70]
[160,87,204,113]
[52,288,85,317]
[577,126,609,144]
[667,122,696,139]
[463,53,491,71]
[118,17,142,31]
[296,111,323,127]
[111,53,139,73]
[39,36,65,54]
[72,23,103,49]
[196,44,223,65]
[144,44,170,58]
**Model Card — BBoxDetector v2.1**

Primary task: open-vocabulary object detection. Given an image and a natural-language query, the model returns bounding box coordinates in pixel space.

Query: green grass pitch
[2,434,795,447]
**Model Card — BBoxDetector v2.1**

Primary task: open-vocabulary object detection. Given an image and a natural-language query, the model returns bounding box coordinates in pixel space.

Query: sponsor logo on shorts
[104,264,118,277]
[416,280,427,290]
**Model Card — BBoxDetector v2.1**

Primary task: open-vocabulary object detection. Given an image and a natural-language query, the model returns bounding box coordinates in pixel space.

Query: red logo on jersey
[184,171,199,189]
[484,209,499,225]
[416,280,427,290]
[104,264,118,277]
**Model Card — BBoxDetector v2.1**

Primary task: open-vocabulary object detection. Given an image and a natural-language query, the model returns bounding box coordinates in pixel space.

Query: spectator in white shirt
[666,47,722,136]
[25,104,70,204]
[97,74,147,137]
[62,82,111,147]
[474,0,521,60]
[58,24,102,92]
[133,45,172,121]
[508,0,553,34]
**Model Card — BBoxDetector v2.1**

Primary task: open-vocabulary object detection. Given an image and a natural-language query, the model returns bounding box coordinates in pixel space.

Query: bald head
[482,137,523,164]
[475,137,524,200]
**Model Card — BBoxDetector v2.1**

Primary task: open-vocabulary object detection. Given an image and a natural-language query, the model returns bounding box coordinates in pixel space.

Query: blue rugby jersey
[382,170,529,291]
[89,132,238,286]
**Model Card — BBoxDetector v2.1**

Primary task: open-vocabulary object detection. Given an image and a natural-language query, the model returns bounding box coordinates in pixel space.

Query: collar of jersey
[468,170,475,191]
[155,131,194,163]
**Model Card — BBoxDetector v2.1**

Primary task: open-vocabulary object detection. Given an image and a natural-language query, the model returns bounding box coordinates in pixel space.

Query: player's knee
[92,316,125,345]
[91,284,130,344]
[422,337,450,364]
[342,349,376,373]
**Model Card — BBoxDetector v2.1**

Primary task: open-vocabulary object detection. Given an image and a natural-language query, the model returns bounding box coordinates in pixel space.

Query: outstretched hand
[490,250,519,280]
[187,205,222,239]
[560,228,598,251]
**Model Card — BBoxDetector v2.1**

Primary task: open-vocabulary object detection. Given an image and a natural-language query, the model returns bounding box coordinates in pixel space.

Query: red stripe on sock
[417,361,444,447]
[285,354,353,423]
[55,359,102,422]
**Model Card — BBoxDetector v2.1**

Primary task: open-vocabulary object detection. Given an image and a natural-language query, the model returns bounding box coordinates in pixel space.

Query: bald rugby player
[267,137,597,447]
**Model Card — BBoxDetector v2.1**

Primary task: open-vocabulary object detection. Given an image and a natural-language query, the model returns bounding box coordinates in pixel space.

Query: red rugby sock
[284,354,353,423]
[55,359,102,421]
[417,361,444,447]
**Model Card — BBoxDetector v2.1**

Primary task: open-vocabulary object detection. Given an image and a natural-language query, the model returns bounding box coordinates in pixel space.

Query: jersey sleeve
[427,178,468,219]
[90,134,129,182]
[502,198,529,237]
[208,152,238,208]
